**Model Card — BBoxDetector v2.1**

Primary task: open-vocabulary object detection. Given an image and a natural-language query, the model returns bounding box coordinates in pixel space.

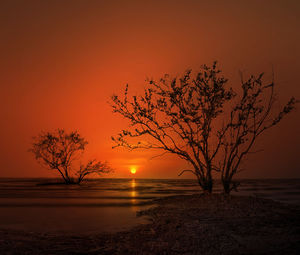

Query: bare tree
[111,62,297,194]
[29,129,112,184]
[111,62,235,193]
[219,74,297,193]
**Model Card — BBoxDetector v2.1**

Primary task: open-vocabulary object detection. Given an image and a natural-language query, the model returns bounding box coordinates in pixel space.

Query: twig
[178,169,196,176]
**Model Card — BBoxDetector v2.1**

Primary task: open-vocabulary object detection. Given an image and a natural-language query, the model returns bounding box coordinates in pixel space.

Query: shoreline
[1,194,299,254]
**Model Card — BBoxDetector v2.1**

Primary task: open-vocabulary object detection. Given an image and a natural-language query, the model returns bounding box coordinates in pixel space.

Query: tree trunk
[222,179,231,194]
[197,175,213,194]
[204,176,213,193]
[56,168,69,184]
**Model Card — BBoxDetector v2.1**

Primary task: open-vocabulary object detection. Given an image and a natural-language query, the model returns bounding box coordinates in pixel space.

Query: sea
[0,178,299,234]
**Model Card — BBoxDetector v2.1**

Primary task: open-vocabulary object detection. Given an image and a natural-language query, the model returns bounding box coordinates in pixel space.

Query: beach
[1,193,299,254]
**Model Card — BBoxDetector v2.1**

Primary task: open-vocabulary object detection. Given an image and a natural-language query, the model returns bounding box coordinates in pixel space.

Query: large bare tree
[111,62,297,194]
[30,129,112,184]
[219,74,297,193]
[111,63,235,193]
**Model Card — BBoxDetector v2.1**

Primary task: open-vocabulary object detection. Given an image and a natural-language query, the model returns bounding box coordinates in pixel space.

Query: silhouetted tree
[30,129,112,184]
[111,62,297,194]
[219,74,297,193]
[111,63,235,193]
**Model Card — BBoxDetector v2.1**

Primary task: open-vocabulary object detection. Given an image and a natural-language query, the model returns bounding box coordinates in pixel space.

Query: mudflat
[1,194,299,254]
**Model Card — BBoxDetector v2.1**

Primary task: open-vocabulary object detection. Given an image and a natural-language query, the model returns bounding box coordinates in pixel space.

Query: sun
[130,167,137,174]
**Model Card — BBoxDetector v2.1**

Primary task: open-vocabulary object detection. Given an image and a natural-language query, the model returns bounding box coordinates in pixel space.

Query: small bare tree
[111,62,235,193]
[219,74,297,193]
[111,62,297,194]
[30,129,112,184]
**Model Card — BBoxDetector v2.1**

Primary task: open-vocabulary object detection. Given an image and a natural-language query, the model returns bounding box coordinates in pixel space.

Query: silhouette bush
[30,129,112,184]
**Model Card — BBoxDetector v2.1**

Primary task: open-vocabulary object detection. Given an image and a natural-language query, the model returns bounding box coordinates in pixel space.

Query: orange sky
[0,0,299,179]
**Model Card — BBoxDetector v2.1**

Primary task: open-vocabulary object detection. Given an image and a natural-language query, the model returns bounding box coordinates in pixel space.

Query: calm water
[0,178,299,234]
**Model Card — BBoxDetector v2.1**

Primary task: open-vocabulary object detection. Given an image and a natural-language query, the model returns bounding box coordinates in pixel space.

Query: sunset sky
[0,0,299,179]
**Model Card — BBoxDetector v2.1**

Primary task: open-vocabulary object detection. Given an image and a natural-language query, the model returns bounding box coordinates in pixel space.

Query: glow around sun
[130,167,137,174]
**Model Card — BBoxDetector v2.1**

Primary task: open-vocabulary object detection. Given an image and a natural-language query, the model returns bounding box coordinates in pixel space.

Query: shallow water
[0,178,299,234]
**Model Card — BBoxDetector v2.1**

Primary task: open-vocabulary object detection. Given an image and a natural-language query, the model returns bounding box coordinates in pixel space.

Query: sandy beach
[1,194,299,254]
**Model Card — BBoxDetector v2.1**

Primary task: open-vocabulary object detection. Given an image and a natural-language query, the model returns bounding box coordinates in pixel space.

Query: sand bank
[1,194,299,254]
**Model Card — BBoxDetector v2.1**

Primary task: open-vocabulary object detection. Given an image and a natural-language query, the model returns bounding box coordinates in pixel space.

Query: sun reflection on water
[130,179,136,204]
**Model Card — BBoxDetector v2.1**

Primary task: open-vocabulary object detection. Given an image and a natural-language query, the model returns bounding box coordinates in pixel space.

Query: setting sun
[130,167,137,174]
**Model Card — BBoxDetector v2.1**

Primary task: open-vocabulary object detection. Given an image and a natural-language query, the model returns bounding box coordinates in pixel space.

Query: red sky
[0,0,299,179]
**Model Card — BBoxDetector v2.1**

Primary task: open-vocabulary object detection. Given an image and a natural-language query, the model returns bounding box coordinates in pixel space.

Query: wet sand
[1,194,299,254]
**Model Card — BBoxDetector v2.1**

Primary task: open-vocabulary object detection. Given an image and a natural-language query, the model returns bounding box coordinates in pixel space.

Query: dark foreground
[1,194,299,254]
